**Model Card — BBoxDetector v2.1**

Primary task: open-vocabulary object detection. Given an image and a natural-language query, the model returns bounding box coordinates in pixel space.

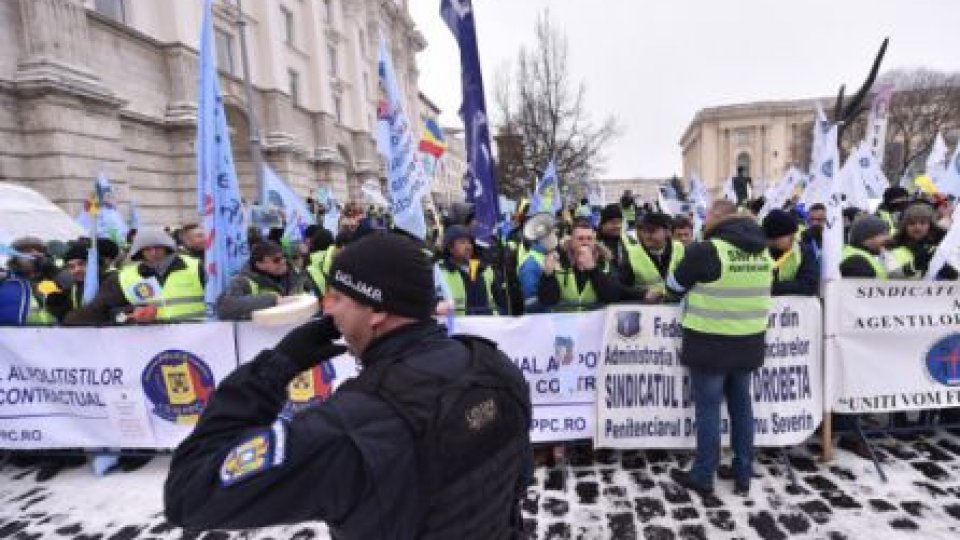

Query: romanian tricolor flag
[418,118,447,158]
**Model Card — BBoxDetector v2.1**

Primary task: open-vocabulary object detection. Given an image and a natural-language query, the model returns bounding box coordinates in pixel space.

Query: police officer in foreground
[666,200,773,496]
[165,232,533,539]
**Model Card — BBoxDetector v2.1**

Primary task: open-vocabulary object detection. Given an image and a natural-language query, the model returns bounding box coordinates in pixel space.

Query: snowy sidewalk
[2,431,960,539]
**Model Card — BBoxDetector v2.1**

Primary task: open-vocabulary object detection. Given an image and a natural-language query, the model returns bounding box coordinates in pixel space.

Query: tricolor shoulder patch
[219,420,287,487]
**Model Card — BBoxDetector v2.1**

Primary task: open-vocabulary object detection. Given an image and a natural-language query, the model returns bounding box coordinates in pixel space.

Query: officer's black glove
[274,316,347,371]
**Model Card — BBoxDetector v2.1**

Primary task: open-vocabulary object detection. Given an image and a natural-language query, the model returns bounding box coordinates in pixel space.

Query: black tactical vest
[339,335,533,539]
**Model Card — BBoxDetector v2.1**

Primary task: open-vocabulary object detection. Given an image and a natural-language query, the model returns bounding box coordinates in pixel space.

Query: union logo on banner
[142,350,215,424]
[554,336,575,366]
[924,334,960,387]
[616,311,642,340]
[281,362,337,418]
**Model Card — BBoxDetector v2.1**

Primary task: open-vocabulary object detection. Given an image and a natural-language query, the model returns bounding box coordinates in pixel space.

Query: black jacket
[667,217,770,373]
[164,322,531,539]
[215,266,311,320]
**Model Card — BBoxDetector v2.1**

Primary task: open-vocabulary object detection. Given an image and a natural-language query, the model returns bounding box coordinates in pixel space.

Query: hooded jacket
[666,216,771,373]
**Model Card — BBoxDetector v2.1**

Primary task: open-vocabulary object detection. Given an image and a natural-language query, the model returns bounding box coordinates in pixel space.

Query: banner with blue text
[596,298,822,448]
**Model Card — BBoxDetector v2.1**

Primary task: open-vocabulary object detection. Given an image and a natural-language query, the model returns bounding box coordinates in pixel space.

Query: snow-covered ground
[2,431,960,539]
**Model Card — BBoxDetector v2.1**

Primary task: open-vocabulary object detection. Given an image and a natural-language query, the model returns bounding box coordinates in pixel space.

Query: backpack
[340,335,532,538]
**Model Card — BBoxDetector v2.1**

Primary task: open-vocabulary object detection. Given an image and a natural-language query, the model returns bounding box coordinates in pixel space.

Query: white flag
[818,125,843,281]
[759,167,803,218]
[854,141,889,200]
[927,132,949,182]
[927,202,960,280]
[801,104,834,207]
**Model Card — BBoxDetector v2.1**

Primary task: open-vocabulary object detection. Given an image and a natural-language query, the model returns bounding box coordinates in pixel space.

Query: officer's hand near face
[274,316,348,371]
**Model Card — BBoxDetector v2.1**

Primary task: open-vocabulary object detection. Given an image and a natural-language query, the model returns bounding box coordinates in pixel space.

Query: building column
[14,0,126,215]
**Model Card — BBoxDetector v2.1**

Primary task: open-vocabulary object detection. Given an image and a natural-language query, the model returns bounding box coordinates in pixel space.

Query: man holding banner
[666,200,773,496]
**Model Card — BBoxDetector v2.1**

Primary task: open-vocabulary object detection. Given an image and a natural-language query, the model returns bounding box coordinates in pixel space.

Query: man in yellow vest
[437,225,501,316]
[46,239,120,322]
[839,215,892,279]
[666,200,773,496]
[762,210,819,296]
[178,223,207,262]
[623,212,685,296]
[7,236,61,325]
[216,241,311,320]
[888,203,957,279]
[537,220,626,312]
[875,186,909,235]
[65,228,205,325]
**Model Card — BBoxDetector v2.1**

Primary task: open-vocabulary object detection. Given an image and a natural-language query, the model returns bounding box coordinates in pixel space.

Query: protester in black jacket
[165,232,532,539]
[762,210,819,296]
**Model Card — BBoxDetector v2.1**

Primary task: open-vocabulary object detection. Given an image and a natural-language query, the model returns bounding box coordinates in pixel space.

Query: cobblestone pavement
[2,431,960,539]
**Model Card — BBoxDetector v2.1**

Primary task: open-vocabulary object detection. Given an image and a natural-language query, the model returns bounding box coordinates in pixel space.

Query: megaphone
[523,212,558,252]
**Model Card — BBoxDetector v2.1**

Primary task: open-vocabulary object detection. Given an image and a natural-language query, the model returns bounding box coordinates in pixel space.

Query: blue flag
[76,173,128,243]
[82,239,99,305]
[376,37,429,239]
[531,160,561,214]
[262,164,315,243]
[197,0,249,313]
[442,0,501,241]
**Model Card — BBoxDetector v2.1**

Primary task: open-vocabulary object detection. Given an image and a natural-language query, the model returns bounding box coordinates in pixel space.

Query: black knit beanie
[328,232,435,319]
[599,204,622,225]
[762,209,798,239]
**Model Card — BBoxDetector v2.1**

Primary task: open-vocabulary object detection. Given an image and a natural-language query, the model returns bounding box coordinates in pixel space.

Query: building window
[363,72,369,101]
[288,69,300,106]
[734,128,750,147]
[214,28,235,75]
[94,0,126,23]
[334,96,343,124]
[358,29,366,57]
[324,0,334,24]
[327,44,338,78]
[281,6,295,46]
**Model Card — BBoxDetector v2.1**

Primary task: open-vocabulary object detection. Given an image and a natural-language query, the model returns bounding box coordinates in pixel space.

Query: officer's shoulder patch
[219,420,287,487]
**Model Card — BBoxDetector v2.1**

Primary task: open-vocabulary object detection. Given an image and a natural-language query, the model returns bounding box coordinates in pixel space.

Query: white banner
[0,323,237,449]
[455,312,605,443]
[825,280,960,413]
[596,298,822,448]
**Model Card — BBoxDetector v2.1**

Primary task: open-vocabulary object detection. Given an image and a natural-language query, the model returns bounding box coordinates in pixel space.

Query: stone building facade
[680,99,823,198]
[0,0,426,226]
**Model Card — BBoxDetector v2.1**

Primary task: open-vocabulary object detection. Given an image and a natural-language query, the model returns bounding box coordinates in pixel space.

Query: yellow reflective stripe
[684,306,770,320]
[689,285,771,298]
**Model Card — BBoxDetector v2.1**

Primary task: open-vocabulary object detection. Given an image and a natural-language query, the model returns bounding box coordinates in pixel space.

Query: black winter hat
[762,209,798,239]
[640,212,672,230]
[882,186,909,206]
[442,225,473,251]
[599,204,622,225]
[328,232,434,320]
[64,238,120,263]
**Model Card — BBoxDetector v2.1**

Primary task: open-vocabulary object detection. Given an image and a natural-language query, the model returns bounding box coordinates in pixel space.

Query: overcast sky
[409,0,960,180]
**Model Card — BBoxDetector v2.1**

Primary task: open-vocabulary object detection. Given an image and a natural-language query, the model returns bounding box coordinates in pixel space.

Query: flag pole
[235,0,266,206]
